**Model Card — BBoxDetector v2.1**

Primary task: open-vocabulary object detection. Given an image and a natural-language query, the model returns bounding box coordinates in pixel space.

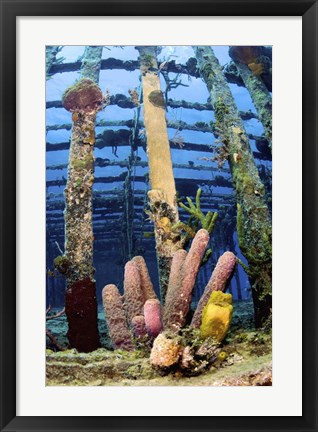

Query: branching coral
[177,188,218,234]
[173,189,217,263]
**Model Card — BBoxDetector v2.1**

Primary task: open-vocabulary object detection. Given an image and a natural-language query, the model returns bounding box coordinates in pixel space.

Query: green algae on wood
[46,46,64,79]
[229,46,272,151]
[62,78,102,285]
[194,46,272,328]
[53,255,69,274]
[80,46,104,83]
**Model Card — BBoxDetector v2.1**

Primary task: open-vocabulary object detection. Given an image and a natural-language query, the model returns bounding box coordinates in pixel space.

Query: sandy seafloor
[46,300,272,386]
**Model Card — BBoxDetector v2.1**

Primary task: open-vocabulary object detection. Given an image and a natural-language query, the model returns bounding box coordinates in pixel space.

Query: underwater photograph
[46,45,272,386]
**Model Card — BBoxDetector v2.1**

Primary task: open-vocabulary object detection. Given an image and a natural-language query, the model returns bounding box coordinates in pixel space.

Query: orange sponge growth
[229,46,264,75]
[229,46,261,65]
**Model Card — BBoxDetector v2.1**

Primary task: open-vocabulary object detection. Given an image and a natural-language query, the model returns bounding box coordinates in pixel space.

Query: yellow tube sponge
[200,291,233,341]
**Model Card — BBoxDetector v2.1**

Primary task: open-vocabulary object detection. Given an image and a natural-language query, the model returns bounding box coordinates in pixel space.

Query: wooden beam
[46,110,257,132]
[46,132,271,161]
[47,189,234,201]
[47,159,230,174]
[46,94,258,119]
[46,174,233,189]
[48,54,270,90]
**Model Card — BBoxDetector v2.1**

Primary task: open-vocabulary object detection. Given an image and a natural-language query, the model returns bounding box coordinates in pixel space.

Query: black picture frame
[1,1,317,431]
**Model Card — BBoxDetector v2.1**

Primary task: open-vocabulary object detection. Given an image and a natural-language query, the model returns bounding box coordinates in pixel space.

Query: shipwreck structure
[46,45,272,352]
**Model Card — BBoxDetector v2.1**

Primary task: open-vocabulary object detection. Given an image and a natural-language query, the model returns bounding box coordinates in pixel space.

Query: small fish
[143,232,155,238]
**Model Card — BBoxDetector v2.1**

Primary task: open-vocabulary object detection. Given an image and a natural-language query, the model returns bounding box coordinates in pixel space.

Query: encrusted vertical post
[136,46,182,303]
[60,46,104,352]
[46,46,62,79]
[229,46,272,151]
[195,46,272,327]
[80,46,104,82]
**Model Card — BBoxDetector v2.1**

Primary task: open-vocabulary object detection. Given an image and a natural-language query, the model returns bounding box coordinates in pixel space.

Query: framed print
[1,1,317,431]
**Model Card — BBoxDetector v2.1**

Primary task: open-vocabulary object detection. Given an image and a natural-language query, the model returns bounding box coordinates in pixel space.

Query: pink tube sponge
[164,249,187,308]
[144,299,163,338]
[191,251,237,328]
[131,315,147,339]
[102,284,134,351]
[123,261,144,324]
[163,229,210,331]
[132,256,158,301]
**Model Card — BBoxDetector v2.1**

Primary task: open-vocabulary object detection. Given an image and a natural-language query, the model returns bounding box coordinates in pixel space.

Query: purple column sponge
[163,229,210,331]
[132,256,158,301]
[131,315,147,339]
[102,284,134,351]
[123,261,144,324]
[191,251,237,328]
[144,299,163,338]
